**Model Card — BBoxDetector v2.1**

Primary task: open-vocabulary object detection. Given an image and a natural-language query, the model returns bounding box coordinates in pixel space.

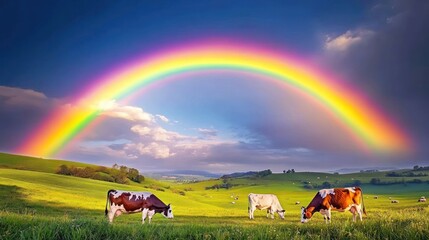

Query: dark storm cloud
[0,86,59,151]
[322,0,429,162]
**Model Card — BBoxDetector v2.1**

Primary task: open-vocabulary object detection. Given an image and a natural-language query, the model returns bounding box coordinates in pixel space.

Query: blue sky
[1,0,428,173]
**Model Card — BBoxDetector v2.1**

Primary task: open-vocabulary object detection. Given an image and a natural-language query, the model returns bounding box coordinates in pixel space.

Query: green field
[1,153,429,239]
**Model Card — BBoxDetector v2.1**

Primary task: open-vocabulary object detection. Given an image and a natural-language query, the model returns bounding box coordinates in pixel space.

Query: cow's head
[301,207,312,223]
[277,209,286,220]
[162,204,174,219]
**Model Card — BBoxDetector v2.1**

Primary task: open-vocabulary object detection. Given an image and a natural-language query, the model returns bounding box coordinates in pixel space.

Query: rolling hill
[0,152,98,173]
[1,152,429,239]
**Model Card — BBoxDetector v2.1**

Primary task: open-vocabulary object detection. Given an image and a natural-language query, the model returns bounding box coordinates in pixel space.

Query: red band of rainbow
[17,43,413,157]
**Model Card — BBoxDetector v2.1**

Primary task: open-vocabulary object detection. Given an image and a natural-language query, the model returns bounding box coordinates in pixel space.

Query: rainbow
[18,43,412,157]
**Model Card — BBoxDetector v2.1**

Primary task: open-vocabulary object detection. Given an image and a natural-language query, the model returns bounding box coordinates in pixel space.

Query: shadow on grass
[0,184,102,218]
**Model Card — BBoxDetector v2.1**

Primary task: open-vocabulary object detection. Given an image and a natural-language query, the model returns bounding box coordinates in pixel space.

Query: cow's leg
[350,206,357,222]
[355,205,363,221]
[359,207,363,221]
[321,209,331,224]
[327,209,332,223]
[147,210,155,224]
[107,210,115,223]
[249,206,255,219]
[107,206,117,223]
[142,208,148,224]
[266,208,273,219]
[322,211,328,224]
[248,207,251,219]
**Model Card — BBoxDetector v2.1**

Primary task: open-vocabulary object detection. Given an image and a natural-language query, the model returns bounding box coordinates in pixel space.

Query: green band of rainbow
[18,44,413,157]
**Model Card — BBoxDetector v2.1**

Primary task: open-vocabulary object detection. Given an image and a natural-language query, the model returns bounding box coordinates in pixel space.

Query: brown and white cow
[105,189,173,224]
[248,193,286,220]
[301,187,366,223]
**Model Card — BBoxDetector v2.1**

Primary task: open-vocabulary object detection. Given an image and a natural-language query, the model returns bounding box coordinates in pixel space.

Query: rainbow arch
[18,43,412,157]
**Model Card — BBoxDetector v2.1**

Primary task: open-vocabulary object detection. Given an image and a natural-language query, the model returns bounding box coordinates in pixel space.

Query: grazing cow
[418,197,426,202]
[391,200,399,203]
[301,187,366,223]
[105,189,173,224]
[248,193,285,220]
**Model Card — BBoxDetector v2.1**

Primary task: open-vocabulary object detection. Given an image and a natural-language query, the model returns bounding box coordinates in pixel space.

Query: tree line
[303,180,362,189]
[56,164,144,184]
[370,177,428,185]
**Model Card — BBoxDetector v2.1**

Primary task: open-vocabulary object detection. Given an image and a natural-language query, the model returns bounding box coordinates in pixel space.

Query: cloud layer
[1,1,428,172]
[322,0,429,161]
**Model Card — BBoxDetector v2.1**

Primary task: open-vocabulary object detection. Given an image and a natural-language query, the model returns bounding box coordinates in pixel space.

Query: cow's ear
[167,203,171,208]
[281,210,286,212]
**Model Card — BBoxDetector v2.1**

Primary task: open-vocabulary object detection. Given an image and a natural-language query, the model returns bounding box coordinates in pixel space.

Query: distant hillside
[145,170,221,181]
[333,167,399,174]
[0,152,147,185]
[221,169,272,179]
[221,171,259,178]
[0,152,96,173]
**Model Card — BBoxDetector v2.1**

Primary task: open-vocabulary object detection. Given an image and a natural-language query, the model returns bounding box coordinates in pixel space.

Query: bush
[55,164,144,185]
[321,181,332,188]
[56,165,72,175]
[92,172,115,182]
[370,178,381,185]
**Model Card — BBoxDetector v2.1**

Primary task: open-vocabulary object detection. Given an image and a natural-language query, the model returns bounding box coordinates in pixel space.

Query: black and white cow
[248,193,285,220]
[105,189,173,224]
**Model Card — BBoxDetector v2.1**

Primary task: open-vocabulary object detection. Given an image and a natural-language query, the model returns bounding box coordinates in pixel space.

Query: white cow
[248,193,285,220]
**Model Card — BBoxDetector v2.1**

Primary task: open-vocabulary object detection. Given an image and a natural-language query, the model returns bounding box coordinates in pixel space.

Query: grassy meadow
[1,153,429,239]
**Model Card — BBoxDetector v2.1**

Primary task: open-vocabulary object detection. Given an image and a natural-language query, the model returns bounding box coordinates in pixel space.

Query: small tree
[321,181,332,188]
[137,174,145,183]
[56,165,71,175]
[370,178,381,185]
[353,180,362,186]
[128,168,140,182]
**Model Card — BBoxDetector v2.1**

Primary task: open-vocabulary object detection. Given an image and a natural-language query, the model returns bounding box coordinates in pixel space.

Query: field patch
[1,165,429,239]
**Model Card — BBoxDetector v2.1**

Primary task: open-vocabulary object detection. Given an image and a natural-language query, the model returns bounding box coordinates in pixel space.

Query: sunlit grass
[1,164,429,239]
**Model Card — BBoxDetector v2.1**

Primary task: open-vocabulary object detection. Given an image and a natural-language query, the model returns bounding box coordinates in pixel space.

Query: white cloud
[130,125,152,136]
[156,114,169,123]
[131,125,184,142]
[80,101,233,160]
[197,128,218,138]
[324,29,374,52]
[151,127,180,142]
[125,142,173,159]
[98,100,153,123]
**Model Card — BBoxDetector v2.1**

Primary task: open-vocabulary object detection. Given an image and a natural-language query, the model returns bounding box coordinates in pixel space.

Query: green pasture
[1,153,429,239]
[0,152,96,173]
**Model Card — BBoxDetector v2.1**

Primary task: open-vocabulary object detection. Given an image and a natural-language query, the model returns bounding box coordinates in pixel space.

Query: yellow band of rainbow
[17,44,413,157]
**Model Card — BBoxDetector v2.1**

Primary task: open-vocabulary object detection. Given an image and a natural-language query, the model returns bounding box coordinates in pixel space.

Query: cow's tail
[105,189,114,216]
[357,187,367,216]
